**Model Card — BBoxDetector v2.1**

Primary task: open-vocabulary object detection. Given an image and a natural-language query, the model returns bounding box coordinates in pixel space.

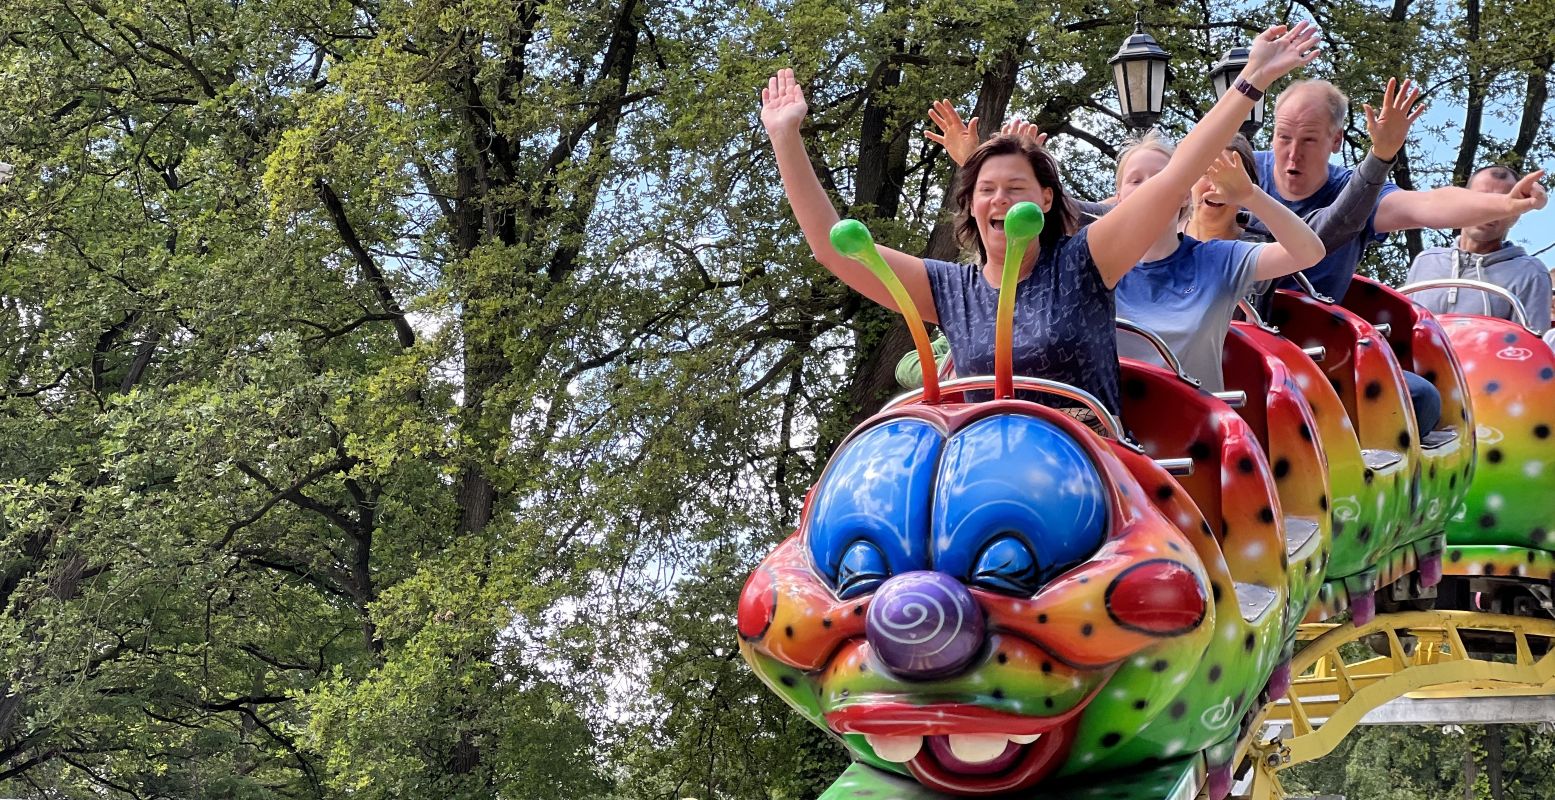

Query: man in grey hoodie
[1405,165,1552,333]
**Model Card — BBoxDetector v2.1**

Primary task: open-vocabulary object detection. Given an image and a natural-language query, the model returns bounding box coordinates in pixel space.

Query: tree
[0,0,1549,797]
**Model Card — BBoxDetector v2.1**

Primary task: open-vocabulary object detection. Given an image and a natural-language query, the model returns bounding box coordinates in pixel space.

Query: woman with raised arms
[760,23,1320,427]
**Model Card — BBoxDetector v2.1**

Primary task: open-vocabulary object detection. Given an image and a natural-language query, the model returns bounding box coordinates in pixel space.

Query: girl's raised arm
[1087,22,1321,286]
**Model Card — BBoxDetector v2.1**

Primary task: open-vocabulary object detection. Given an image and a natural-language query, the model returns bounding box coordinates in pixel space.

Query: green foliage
[0,0,1549,798]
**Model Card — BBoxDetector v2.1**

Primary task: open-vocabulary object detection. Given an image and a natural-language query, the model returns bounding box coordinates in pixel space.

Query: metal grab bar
[885,375,1140,452]
[1290,272,1335,304]
[1115,318,1201,387]
[1302,345,1326,362]
[1372,322,1392,337]
[1397,278,1532,330]
[1155,458,1195,476]
[1237,299,1279,333]
[1213,391,1248,408]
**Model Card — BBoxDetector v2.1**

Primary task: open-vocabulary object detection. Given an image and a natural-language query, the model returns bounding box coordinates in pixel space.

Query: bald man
[1244,79,1548,432]
[1250,80,1547,299]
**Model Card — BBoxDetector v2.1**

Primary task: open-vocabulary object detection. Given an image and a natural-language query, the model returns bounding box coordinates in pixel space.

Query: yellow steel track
[1240,611,1555,800]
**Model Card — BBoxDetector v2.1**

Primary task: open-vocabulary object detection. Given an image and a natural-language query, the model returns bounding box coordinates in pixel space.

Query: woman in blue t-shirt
[1107,133,1322,391]
[759,23,1320,424]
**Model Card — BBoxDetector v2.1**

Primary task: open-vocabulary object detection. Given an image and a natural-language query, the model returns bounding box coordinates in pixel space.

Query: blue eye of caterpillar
[836,541,889,599]
[971,535,1041,596]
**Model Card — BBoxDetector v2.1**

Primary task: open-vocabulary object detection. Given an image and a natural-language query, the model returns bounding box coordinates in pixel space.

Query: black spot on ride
[997,652,1008,664]
[1134,699,1148,710]
[1487,381,1501,394]
[1101,733,1122,747]
[1364,469,1375,485]
[1151,659,1169,672]
[780,675,796,687]
[1484,564,1497,576]
[1450,550,1463,562]
[1534,528,1550,544]
[1201,521,1214,538]
[1537,424,1551,440]
[785,626,794,638]
[1189,441,1213,460]
[823,618,832,628]
[1542,367,1554,381]
[1488,448,1503,464]
[1506,332,1520,344]
[1041,661,1053,673]
[1364,381,1383,400]
[1209,665,1222,682]
[1423,370,1438,384]
[1274,458,1291,479]
[1480,513,1497,529]
[1081,623,1094,637]
[1212,583,1223,602]
[1244,633,1257,652]
[992,688,1005,700]
[1238,457,1254,474]
[1169,701,1187,720]
[1319,495,1329,511]
[1299,423,1313,442]
[1156,484,1175,501]
[1398,431,1410,449]
[1045,698,1056,708]
[1359,525,1372,542]
[1038,613,1049,624]
[1259,507,1275,524]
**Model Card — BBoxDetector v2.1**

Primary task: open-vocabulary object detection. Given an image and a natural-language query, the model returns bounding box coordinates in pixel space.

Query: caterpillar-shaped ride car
[736,203,1555,799]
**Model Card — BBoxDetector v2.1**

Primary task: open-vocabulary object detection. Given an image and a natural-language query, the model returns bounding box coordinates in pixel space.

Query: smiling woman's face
[971,154,1054,263]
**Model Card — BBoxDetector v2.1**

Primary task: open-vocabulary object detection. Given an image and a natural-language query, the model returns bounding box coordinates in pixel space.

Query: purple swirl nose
[866,571,985,680]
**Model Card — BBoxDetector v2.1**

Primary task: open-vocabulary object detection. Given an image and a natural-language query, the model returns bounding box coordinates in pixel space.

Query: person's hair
[953,134,1073,262]
[1115,130,1190,222]
[1470,164,1518,185]
[1225,133,1259,185]
[1115,129,1176,193]
[1275,80,1348,133]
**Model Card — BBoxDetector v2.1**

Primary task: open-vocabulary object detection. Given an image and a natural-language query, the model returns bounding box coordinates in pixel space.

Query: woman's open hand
[761,69,809,137]
[1203,150,1255,206]
[1243,22,1321,89]
[925,99,980,166]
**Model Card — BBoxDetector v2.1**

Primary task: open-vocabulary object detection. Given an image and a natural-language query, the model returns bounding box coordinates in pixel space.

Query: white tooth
[1008,733,1041,745]
[864,734,922,763]
[948,733,1009,763]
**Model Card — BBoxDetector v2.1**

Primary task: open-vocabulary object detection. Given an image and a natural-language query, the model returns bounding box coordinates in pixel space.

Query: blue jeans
[1403,370,1442,434]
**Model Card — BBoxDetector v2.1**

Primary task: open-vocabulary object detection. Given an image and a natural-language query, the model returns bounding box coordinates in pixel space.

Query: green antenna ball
[830,219,875,258]
[1004,202,1045,240]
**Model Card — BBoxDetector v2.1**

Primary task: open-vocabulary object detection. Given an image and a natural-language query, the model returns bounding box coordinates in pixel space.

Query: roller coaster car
[1402,281,1555,623]
[738,372,1312,799]
[1264,288,1441,620]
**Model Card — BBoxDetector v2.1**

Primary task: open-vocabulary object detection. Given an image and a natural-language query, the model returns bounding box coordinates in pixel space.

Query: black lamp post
[1109,13,1170,131]
[1209,45,1264,137]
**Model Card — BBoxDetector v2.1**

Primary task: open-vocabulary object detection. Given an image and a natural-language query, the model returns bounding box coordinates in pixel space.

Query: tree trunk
[1451,0,1483,187]
[1511,56,1551,170]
